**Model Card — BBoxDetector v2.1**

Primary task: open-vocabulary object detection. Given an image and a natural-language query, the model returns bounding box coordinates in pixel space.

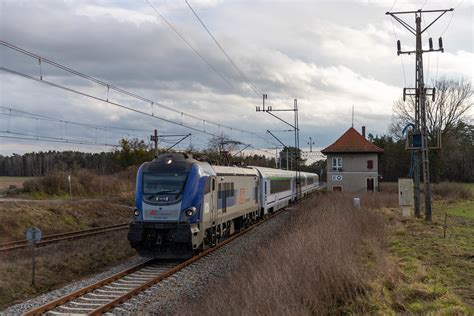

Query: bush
[379,182,472,201]
[431,182,472,200]
[22,168,136,197]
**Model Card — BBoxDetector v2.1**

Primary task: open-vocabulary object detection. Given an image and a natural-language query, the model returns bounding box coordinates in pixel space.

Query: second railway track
[0,222,129,252]
[22,210,285,316]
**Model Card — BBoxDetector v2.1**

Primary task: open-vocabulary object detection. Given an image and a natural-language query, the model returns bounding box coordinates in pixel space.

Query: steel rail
[22,259,155,316]
[88,210,284,315]
[22,210,285,316]
[0,223,129,252]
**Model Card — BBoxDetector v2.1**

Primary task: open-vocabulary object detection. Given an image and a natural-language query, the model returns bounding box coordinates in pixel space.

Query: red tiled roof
[321,127,383,154]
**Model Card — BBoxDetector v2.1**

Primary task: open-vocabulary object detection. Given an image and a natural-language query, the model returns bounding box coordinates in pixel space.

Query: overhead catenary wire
[0,106,150,139]
[0,65,276,150]
[0,133,120,148]
[184,0,262,97]
[0,41,265,141]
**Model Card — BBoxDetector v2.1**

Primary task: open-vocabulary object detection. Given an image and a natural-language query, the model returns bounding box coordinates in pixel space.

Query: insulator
[439,37,443,49]
[397,40,401,52]
[429,38,433,50]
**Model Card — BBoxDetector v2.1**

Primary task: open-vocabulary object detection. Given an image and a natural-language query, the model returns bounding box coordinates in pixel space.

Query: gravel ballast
[1,256,148,315]
[110,210,291,315]
[2,210,290,316]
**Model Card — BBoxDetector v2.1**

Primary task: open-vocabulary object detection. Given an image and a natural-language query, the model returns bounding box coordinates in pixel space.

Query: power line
[0,106,150,138]
[184,0,262,97]
[145,0,234,90]
[0,41,264,141]
[389,18,408,86]
[0,133,120,148]
[0,65,274,149]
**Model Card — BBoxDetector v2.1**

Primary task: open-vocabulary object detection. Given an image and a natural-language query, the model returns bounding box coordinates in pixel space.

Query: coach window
[204,178,210,194]
[270,179,291,194]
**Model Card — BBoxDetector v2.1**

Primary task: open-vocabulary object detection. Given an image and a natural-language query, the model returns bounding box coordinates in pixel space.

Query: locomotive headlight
[185,207,197,217]
[134,208,140,216]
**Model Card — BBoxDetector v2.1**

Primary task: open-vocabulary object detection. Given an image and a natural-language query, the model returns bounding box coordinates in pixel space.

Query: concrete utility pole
[386,8,453,221]
[151,129,159,158]
[307,137,315,152]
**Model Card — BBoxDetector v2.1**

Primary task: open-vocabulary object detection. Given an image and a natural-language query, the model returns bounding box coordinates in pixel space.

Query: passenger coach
[128,153,319,258]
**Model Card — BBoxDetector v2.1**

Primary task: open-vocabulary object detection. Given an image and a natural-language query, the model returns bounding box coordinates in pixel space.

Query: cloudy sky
[0,0,472,161]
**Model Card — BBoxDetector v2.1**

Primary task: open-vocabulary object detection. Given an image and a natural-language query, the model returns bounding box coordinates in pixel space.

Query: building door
[367,178,374,192]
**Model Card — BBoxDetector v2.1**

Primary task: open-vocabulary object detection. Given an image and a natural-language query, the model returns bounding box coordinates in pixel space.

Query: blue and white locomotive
[127,153,319,258]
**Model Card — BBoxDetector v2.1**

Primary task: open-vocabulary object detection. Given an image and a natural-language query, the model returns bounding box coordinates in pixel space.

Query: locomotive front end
[127,153,205,258]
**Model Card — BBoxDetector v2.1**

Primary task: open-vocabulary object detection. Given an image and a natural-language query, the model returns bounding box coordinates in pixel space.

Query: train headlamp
[185,207,197,217]
[165,158,173,165]
[134,208,140,216]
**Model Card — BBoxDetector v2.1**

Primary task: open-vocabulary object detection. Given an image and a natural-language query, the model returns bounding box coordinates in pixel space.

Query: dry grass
[379,181,472,201]
[186,192,390,315]
[431,182,472,201]
[0,230,135,309]
[0,177,35,192]
[22,167,137,198]
[0,200,132,243]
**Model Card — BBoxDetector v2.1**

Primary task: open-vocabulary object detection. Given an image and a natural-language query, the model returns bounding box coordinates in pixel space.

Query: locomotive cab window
[142,171,188,200]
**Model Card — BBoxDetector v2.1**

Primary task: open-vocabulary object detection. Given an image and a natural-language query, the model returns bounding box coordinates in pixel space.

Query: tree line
[1,78,471,182]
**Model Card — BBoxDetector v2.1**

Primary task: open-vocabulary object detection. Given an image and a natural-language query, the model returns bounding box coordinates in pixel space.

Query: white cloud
[0,0,471,155]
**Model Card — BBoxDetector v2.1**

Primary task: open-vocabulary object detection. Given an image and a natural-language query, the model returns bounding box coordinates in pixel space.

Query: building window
[367,160,373,169]
[332,185,342,192]
[332,157,342,171]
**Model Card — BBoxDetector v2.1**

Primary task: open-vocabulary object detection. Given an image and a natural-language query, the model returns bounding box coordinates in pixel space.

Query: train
[127,152,319,258]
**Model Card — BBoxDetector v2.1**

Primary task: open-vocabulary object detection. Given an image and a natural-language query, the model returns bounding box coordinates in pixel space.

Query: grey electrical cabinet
[398,178,414,207]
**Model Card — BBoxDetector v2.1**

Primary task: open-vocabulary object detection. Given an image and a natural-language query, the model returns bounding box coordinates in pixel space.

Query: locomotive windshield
[142,171,188,200]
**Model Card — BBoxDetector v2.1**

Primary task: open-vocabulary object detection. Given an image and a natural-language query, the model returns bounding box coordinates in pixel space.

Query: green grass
[438,200,474,219]
[435,183,474,219]
[382,196,474,313]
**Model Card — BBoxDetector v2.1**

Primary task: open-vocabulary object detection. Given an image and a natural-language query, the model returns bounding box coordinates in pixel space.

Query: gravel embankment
[109,210,291,315]
[1,256,148,316]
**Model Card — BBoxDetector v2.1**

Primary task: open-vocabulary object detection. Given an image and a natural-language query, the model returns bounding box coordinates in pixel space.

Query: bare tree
[390,77,473,140]
[207,133,235,152]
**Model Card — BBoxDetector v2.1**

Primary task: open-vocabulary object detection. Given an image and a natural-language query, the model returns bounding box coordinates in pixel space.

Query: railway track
[22,210,284,316]
[0,223,129,252]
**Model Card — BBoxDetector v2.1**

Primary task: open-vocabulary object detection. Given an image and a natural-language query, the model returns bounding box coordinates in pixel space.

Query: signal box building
[321,127,383,192]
